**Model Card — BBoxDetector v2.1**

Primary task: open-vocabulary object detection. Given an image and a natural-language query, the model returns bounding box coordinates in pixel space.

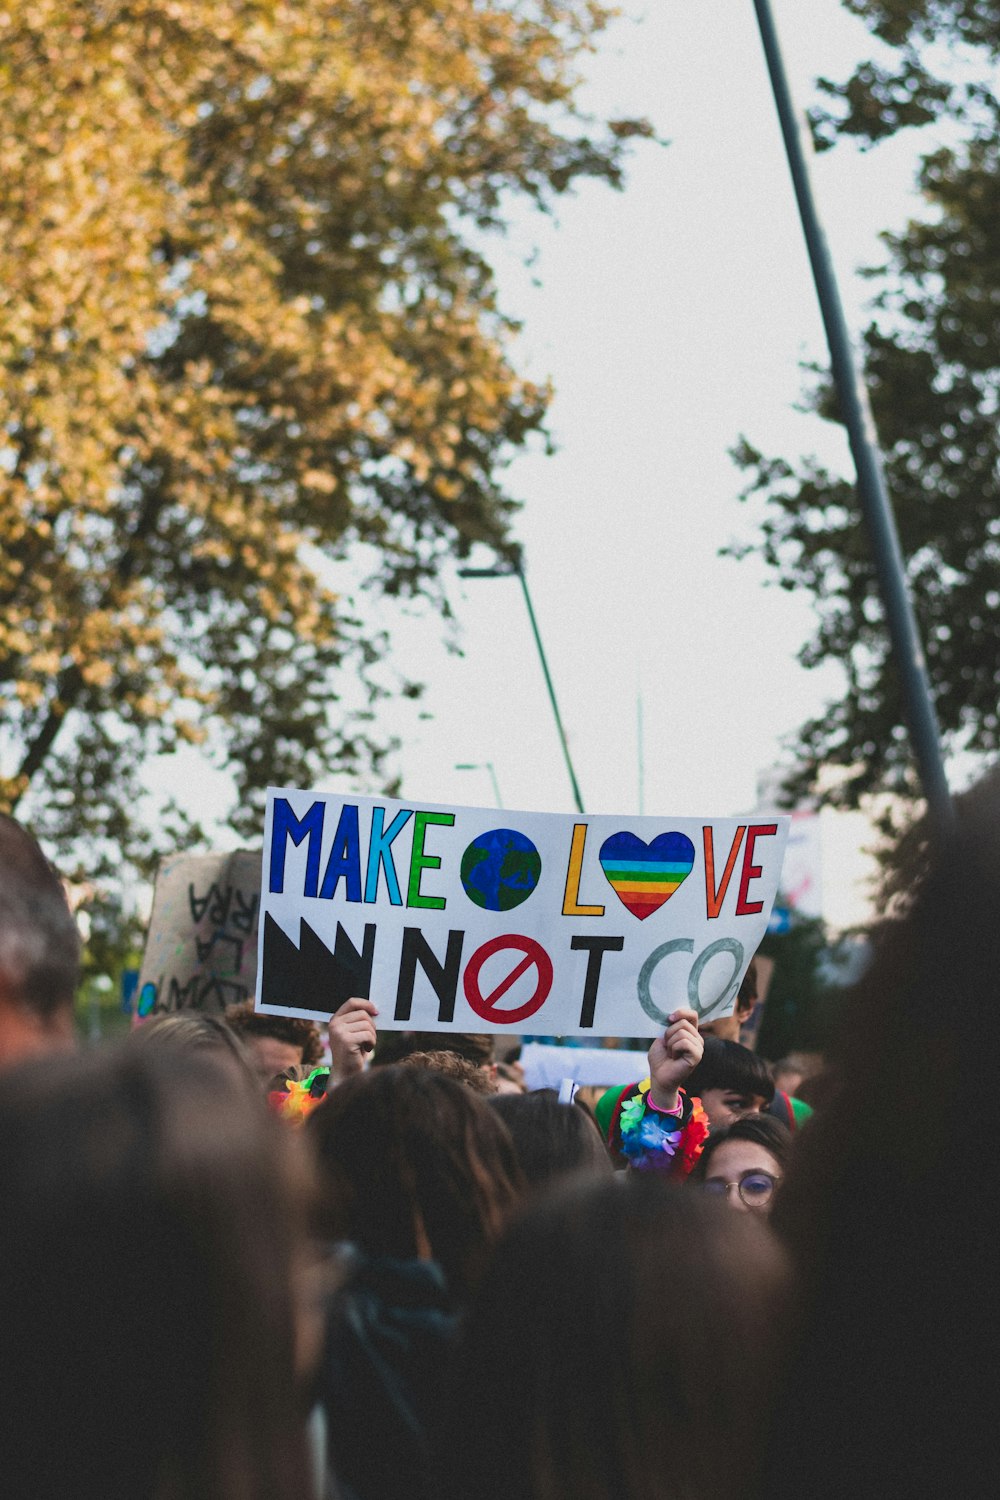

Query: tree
[726,1,1000,808]
[0,0,651,873]
[756,914,845,1061]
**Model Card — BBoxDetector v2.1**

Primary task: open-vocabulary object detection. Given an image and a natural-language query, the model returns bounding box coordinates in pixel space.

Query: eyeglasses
[703,1169,780,1208]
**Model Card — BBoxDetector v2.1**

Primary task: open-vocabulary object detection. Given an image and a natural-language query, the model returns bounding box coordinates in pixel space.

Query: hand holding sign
[327,996,379,1085]
[647,1008,703,1111]
[258,791,788,1037]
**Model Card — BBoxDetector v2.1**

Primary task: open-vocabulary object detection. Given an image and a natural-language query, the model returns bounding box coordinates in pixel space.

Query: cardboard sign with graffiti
[136,851,261,1018]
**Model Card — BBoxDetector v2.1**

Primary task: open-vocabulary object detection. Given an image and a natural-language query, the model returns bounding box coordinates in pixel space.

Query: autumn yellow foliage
[0,0,650,866]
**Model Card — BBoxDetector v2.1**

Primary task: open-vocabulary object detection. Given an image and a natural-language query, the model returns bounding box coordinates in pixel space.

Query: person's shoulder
[766,1091,814,1129]
[790,1095,814,1126]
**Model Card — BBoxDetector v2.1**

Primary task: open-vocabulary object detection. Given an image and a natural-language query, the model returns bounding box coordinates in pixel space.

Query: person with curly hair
[225,997,324,1084]
[399,1047,498,1094]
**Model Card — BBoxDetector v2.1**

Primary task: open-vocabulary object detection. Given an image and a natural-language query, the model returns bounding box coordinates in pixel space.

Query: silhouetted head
[308,1064,523,1300]
[0,814,80,1066]
[441,1173,792,1500]
[132,1010,259,1092]
[490,1088,612,1189]
[764,776,1000,1495]
[0,1044,315,1500]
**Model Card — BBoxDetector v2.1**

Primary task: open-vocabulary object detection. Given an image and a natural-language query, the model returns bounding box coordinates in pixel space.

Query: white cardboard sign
[137,851,261,1018]
[256,789,788,1038]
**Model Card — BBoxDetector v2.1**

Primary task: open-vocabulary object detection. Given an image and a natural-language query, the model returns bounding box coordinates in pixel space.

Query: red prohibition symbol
[463,934,554,1026]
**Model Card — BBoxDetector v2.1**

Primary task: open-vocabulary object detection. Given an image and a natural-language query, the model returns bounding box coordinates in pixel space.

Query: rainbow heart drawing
[598,831,696,920]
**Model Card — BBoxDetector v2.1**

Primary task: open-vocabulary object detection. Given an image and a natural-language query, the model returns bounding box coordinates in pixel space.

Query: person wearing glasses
[694,1113,791,1215]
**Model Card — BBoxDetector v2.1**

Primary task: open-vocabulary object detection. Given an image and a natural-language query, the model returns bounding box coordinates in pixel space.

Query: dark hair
[308,1065,524,1300]
[371,1030,495,1068]
[0,814,81,1018]
[788,1067,835,1111]
[763,780,1000,1496]
[490,1089,612,1189]
[737,956,758,1007]
[693,1113,792,1181]
[440,1174,792,1500]
[225,998,324,1065]
[0,1045,314,1500]
[686,1035,774,1104]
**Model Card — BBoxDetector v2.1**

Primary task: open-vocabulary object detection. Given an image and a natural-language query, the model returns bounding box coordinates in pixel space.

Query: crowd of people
[0,799,995,1498]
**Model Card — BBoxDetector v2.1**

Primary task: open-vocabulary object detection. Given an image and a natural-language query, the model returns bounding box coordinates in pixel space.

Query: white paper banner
[256,790,789,1038]
[520,1044,652,1091]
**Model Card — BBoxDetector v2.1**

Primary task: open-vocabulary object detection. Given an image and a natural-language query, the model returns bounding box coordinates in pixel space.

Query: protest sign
[256,790,789,1038]
[136,851,261,1018]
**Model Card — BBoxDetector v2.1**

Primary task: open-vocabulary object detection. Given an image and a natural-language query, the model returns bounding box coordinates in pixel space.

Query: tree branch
[10,477,169,803]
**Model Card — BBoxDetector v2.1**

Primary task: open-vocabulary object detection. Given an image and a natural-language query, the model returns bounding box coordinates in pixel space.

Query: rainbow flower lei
[614,1080,709,1177]
[267,1065,330,1125]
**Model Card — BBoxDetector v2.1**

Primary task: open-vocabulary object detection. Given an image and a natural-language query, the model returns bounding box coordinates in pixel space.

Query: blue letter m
[269,799,326,896]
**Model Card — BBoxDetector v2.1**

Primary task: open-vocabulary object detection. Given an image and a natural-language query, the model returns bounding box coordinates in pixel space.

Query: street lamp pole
[753,0,953,834]
[455,761,504,809]
[458,560,586,814]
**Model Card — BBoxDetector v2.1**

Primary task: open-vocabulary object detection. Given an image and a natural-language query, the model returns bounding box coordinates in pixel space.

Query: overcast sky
[152,1,936,928]
[376,0,929,925]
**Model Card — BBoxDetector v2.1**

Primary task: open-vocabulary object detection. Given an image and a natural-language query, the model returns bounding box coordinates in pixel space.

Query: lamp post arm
[516,567,585,815]
[486,762,504,810]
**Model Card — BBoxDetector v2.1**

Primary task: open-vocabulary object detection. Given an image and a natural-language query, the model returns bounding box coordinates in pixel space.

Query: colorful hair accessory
[267,1065,329,1125]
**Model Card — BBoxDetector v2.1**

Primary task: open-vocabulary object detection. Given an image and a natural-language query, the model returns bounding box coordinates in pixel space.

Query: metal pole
[485,760,504,810]
[637,685,645,816]
[515,566,586,814]
[459,562,586,813]
[455,761,504,809]
[754,0,953,832]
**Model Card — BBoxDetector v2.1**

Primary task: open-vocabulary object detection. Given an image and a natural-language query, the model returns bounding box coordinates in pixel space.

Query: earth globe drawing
[460,828,542,911]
